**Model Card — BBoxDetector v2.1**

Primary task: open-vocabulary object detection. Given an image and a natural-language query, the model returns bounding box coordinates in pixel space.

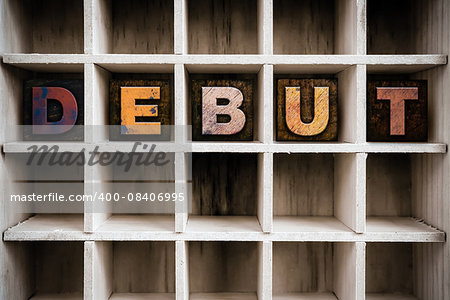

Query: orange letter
[377,87,418,135]
[285,86,329,136]
[121,87,160,135]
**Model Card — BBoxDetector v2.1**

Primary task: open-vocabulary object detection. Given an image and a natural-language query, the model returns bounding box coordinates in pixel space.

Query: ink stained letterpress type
[110,76,173,141]
[367,80,427,141]
[23,79,84,141]
[191,75,254,141]
[276,78,338,141]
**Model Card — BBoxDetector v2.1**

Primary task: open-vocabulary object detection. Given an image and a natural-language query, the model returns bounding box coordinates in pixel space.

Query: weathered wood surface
[367,80,427,141]
[110,76,172,141]
[192,153,257,216]
[23,79,84,141]
[191,75,254,141]
[276,79,338,141]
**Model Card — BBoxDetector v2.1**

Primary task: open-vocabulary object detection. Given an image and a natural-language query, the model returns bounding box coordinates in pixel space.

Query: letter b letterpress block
[276,78,338,141]
[367,80,427,141]
[191,75,254,141]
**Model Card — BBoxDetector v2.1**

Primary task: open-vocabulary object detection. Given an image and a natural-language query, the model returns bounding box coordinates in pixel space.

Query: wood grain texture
[23,79,84,141]
[273,242,333,293]
[276,79,337,141]
[192,153,257,216]
[112,0,174,54]
[188,0,257,54]
[273,0,335,54]
[273,154,334,216]
[367,154,411,217]
[109,75,173,141]
[366,243,413,295]
[113,242,175,293]
[35,242,83,294]
[367,0,443,54]
[189,242,257,293]
[28,0,83,53]
[367,80,427,141]
[191,75,255,141]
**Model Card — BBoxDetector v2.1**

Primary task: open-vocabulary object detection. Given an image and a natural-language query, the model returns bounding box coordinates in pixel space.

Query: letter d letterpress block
[276,78,338,141]
[367,80,427,141]
[110,76,172,141]
[23,79,84,141]
[191,75,254,141]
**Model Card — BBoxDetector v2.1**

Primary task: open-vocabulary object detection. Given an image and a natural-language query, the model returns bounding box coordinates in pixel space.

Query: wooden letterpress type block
[191,75,254,141]
[276,78,338,141]
[109,76,173,141]
[367,80,427,141]
[23,79,84,141]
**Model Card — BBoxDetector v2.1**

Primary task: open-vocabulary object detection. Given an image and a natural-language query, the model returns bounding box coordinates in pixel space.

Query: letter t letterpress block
[367,80,427,141]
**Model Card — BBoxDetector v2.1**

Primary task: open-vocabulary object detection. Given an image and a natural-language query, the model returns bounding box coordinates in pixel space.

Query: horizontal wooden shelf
[365,217,445,242]
[273,293,338,300]
[96,214,174,233]
[365,294,418,300]
[109,293,175,300]
[30,293,83,300]
[186,216,262,233]
[2,54,447,73]
[190,293,257,300]
[3,142,446,154]
[4,215,445,243]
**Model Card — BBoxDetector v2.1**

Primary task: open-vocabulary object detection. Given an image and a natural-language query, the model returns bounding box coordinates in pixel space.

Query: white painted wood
[30,294,83,300]
[3,217,445,242]
[190,293,257,300]
[96,215,174,233]
[273,293,337,300]
[273,217,353,233]
[174,0,188,55]
[186,216,261,233]
[175,152,188,233]
[336,65,357,143]
[176,241,189,300]
[257,153,273,232]
[334,154,363,233]
[365,294,418,300]
[335,0,361,54]
[257,0,273,55]
[257,241,272,300]
[334,242,354,300]
[3,54,447,71]
[3,141,447,154]
[91,0,113,54]
[109,294,175,300]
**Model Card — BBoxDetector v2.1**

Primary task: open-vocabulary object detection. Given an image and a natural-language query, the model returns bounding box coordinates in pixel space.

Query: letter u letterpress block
[109,77,173,141]
[276,78,338,141]
[191,75,254,141]
[367,80,427,141]
[23,79,84,141]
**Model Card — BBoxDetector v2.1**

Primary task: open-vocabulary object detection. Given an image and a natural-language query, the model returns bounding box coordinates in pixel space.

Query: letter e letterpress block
[110,76,173,141]
[367,80,427,141]
[276,78,338,141]
[191,75,254,141]
[23,79,84,141]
